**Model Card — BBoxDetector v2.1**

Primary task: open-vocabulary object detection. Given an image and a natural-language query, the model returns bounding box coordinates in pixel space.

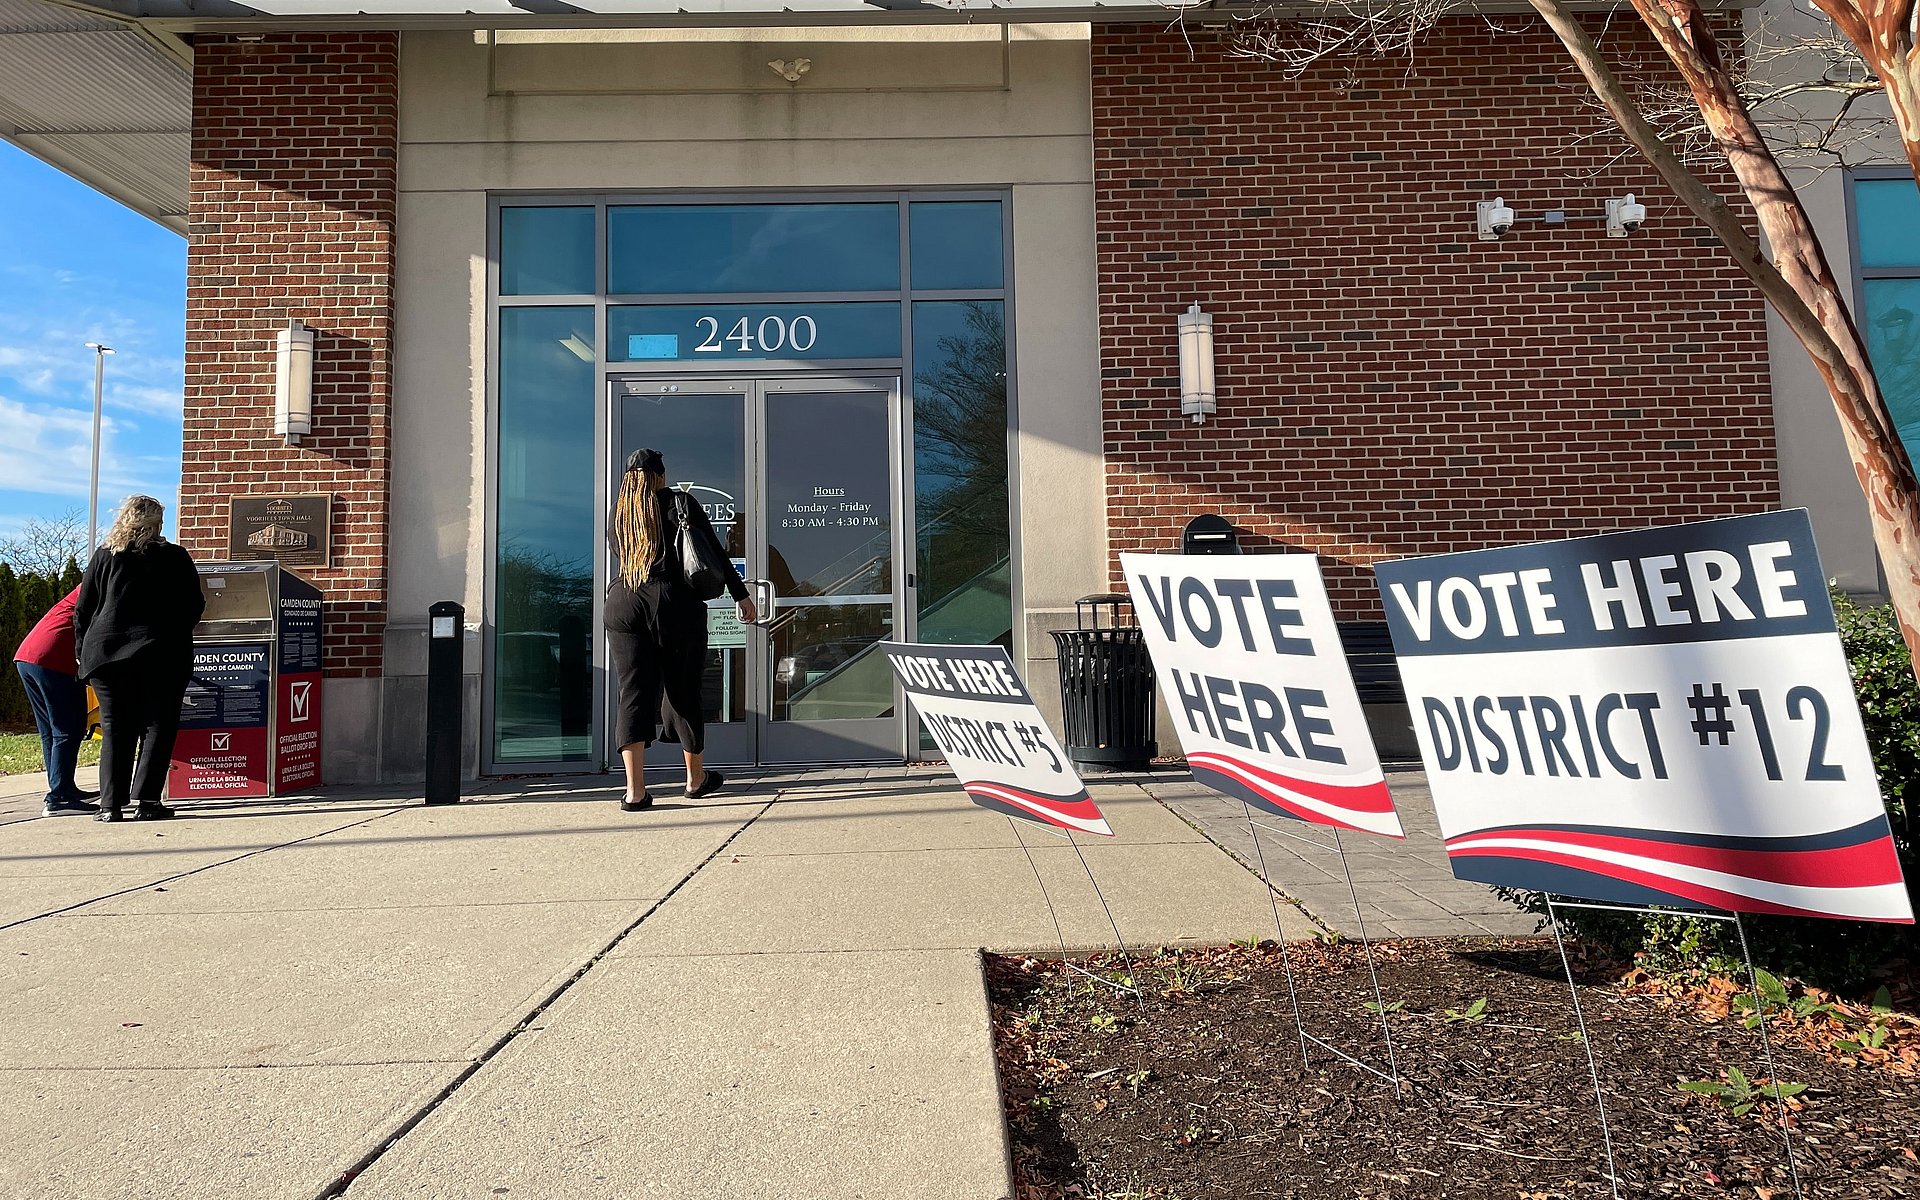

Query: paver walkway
[1138,768,1540,938]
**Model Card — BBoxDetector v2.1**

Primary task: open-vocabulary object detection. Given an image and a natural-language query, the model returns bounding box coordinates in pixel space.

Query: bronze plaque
[228,494,332,568]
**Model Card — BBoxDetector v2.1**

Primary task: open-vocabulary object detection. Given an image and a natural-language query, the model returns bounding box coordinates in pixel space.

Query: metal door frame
[607,370,907,770]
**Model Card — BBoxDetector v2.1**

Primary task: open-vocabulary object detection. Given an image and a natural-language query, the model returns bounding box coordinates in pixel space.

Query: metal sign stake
[1240,798,1312,1063]
[1067,826,1144,999]
[1546,894,1626,1200]
[1240,810,1403,1090]
[1734,912,1806,1199]
[1333,824,1404,1091]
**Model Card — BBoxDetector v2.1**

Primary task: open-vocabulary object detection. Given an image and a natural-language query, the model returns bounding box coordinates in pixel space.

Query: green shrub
[1497,587,1920,996]
[0,558,82,731]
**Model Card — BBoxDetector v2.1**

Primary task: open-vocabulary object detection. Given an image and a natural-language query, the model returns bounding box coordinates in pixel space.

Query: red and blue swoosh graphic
[963,781,1114,837]
[1188,751,1403,839]
[1443,818,1913,923]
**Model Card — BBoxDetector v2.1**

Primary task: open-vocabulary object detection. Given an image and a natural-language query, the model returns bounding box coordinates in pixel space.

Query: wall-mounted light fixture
[274,320,315,444]
[1178,302,1216,424]
[1478,194,1651,240]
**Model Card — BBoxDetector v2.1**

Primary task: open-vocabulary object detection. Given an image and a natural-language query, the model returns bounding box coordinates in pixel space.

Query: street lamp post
[84,342,113,557]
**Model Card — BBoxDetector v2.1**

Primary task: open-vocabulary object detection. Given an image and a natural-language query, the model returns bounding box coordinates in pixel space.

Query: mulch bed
[987,939,1920,1199]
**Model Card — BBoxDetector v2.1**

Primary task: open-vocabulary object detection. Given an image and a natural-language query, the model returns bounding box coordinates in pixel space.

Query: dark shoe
[43,796,100,817]
[50,787,99,803]
[94,807,123,823]
[131,802,176,821]
[619,791,654,813]
[685,769,725,799]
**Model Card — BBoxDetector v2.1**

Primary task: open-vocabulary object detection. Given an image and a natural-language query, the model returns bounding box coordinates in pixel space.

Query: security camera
[1477,197,1517,241]
[1606,193,1647,237]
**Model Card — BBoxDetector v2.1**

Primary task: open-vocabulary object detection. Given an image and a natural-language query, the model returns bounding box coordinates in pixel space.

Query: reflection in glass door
[758,380,899,762]
[612,375,903,766]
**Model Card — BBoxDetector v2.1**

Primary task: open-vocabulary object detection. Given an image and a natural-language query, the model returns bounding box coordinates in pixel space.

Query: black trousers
[606,579,710,753]
[90,649,191,812]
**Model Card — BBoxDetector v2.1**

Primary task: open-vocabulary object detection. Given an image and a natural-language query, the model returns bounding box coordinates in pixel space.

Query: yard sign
[1121,552,1403,839]
[1375,510,1912,922]
[883,642,1112,837]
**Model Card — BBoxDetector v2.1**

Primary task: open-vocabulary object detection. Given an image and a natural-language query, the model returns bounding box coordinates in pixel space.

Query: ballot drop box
[168,562,325,798]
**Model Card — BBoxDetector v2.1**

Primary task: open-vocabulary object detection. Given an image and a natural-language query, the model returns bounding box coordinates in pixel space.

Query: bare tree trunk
[1527,0,1920,678]
[1810,0,1920,181]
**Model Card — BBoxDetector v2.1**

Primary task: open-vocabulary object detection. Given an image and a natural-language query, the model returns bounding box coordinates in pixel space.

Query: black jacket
[74,540,205,679]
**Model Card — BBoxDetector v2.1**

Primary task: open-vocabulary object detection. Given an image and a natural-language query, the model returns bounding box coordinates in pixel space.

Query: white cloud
[0,278,184,417]
[0,393,160,502]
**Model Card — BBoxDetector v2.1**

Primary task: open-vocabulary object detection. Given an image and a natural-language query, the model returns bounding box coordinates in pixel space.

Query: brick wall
[181,33,398,676]
[1095,23,1778,616]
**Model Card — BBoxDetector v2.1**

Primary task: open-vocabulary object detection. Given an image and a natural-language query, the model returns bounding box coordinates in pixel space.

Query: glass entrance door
[612,375,904,766]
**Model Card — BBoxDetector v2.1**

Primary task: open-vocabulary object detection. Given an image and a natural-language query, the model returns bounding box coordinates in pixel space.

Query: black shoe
[51,787,99,803]
[94,807,123,823]
[685,769,725,799]
[131,802,176,821]
[44,796,100,817]
[619,791,654,812]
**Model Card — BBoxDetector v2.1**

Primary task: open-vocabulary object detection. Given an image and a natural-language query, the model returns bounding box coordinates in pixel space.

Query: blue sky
[0,142,184,546]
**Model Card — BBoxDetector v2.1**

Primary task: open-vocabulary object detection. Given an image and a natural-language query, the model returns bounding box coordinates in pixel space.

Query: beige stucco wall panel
[400,27,1091,154]
[1767,166,1881,591]
[1745,0,1908,593]
[399,136,1091,195]
[391,189,489,621]
[1011,180,1104,615]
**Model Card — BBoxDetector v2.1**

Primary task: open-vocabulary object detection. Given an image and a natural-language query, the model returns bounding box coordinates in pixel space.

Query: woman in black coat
[74,495,205,822]
[606,448,755,811]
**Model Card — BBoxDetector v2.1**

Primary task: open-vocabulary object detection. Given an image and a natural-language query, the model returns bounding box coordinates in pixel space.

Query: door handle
[744,578,775,626]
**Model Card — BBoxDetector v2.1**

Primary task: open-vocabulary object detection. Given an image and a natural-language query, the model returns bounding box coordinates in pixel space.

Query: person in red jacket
[12,585,99,816]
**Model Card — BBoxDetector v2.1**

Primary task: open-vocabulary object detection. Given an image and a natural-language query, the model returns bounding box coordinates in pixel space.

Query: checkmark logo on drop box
[290,681,311,722]
[211,733,230,751]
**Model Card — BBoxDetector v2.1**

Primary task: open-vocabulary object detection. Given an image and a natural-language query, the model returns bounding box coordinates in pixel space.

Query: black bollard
[425,600,464,806]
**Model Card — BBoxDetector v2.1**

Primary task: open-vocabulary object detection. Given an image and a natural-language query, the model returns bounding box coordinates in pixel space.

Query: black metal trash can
[1050,594,1158,772]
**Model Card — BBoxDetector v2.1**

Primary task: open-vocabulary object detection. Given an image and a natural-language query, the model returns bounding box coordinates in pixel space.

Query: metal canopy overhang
[38,0,1230,32]
[8,0,1760,233]
[0,0,190,232]
[39,0,1754,33]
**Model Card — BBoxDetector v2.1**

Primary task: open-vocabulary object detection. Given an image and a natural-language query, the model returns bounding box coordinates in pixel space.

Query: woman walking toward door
[74,495,205,822]
[606,448,756,811]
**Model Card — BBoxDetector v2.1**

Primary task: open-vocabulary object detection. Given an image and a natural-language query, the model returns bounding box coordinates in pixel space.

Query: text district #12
[1376,511,1846,790]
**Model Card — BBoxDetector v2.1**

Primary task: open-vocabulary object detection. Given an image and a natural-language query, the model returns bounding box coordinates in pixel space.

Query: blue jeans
[15,661,88,801]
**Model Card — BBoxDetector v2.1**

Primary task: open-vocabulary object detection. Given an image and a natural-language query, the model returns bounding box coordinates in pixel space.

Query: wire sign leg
[1241,798,1311,1063]
[1068,828,1144,998]
[1734,912,1806,1200]
[1333,825,1403,1092]
[1546,895,1623,1200]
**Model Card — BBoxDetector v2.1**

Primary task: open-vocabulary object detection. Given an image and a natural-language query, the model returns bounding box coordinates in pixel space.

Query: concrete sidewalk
[0,767,1315,1200]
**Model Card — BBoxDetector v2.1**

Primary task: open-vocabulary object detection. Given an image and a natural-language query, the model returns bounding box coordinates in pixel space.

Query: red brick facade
[181,33,398,676]
[1095,23,1778,616]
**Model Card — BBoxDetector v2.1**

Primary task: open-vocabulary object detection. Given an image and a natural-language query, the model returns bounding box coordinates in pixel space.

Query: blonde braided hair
[610,464,668,588]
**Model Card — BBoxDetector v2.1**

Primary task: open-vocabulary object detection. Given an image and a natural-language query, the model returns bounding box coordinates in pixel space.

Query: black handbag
[672,490,731,601]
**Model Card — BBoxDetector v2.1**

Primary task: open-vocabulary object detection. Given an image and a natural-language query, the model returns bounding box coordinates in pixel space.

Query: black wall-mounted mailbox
[1181,513,1241,555]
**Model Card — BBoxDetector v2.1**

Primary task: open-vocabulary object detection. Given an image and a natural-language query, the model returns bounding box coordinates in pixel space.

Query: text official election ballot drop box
[168,562,325,799]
